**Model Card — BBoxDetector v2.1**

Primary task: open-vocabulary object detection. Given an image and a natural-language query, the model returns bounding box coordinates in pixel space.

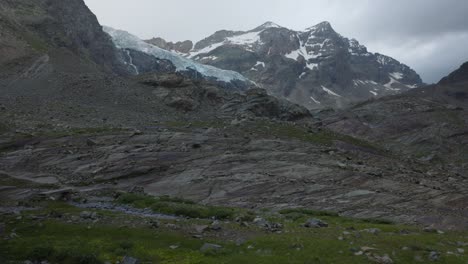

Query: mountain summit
[150,21,423,109]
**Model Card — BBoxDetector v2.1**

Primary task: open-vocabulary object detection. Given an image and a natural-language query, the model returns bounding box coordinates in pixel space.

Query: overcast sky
[84,0,468,83]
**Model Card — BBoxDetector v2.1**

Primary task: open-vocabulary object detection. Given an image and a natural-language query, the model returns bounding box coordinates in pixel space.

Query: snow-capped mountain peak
[255,21,283,30]
[143,21,423,109]
[305,21,335,33]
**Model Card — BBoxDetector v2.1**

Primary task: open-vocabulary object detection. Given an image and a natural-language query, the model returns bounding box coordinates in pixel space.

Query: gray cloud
[84,0,468,83]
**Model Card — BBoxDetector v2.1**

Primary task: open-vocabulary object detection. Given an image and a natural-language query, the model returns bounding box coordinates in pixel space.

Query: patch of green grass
[279,208,339,221]
[21,32,48,52]
[117,193,250,220]
[2,212,467,264]
[0,219,207,264]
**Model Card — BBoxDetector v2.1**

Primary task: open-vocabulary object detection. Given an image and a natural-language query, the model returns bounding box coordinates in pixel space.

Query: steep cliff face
[0,0,127,75]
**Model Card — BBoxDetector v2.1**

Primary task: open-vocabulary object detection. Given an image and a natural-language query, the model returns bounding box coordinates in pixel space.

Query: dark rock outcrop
[439,62,468,85]
[145,37,193,54]
[0,0,128,75]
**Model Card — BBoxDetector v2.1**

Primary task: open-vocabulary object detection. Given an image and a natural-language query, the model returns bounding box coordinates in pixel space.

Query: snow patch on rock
[322,86,342,97]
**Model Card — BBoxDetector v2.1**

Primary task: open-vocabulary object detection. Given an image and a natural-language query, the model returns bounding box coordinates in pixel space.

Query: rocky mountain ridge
[145,37,193,54]
[150,21,423,109]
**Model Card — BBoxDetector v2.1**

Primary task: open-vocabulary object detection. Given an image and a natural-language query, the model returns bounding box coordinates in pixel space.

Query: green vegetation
[117,193,253,220]
[1,198,467,264]
[21,32,48,52]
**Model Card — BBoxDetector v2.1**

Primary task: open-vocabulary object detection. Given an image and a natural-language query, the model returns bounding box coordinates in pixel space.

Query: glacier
[103,26,250,84]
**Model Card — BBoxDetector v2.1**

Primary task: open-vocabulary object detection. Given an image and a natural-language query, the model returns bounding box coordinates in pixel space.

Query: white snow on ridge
[189,42,224,59]
[189,30,264,57]
[227,31,262,47]
[370,91,378,96]
[322,86,342,97]
[390,72,403,80]
[103,26,249,83]
[261,22,282,28]
[384,77,400,91]
[250,61,266,71]
[255,61,266,68]
[353,79,378,86]
[310,96,321,104]
[285,37,321,70]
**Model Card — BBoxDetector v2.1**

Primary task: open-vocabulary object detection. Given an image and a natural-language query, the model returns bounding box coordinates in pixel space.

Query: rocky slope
[320,62,468,176]
[152,21,423,109]
[0,0,128,76]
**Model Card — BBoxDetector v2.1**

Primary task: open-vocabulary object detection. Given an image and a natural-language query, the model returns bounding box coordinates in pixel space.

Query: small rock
[200,243,222,252]
[129,186,145,194]
[361,246,377,252]
[457,248,464,254]
[368,254,394,264]
[9,231,18,239]
[253,217,270,228]
[456,241,468,247]
[363,228,381,235]
[131,130,143,137]
[210,220,222,231]
[423,227,438,233]
[192,235,203,239]
[192,143,202,149]
[122,256,140,264]
[429,251,440,261]
[240,221,249,227]
[169,245,179,250]
[80,211,97,220]
[338,236,344,241]
[269,222,283,231]
[86,138,97,146]
[235,238,246,246]
[194,225,210,233]
[304,218,328,228]
[231,119,242,126]
[149,220,160,229]
[165,223,180,230]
